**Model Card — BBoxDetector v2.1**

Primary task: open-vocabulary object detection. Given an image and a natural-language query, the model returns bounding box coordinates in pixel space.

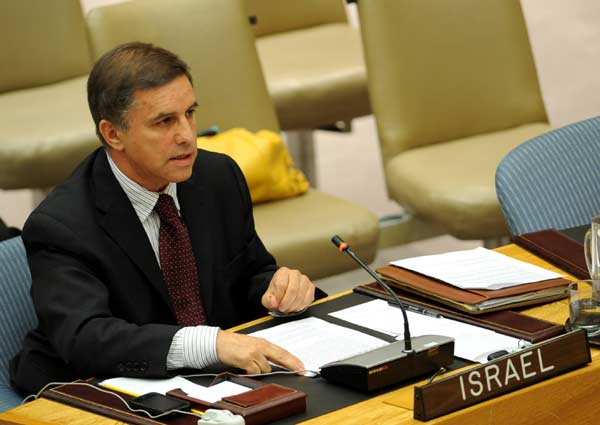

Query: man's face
[108,74,198,191]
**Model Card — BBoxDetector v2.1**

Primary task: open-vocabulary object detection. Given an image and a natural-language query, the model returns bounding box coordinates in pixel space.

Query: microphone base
[319,335,454,392]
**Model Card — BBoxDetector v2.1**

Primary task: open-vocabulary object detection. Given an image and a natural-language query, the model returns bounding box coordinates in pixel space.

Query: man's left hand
[261,267,315,313]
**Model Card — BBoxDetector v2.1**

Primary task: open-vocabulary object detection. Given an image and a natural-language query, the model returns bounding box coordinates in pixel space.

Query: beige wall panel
[522,0,600,127]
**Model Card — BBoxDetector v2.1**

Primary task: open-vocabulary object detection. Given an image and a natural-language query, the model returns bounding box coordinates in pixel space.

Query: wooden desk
[2,244,598,425]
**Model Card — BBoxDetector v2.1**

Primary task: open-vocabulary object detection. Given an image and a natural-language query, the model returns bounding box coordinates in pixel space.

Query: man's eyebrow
[150,101,198,122]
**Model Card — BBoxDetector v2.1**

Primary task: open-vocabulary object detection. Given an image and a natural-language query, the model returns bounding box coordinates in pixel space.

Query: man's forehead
[131,76,196,115]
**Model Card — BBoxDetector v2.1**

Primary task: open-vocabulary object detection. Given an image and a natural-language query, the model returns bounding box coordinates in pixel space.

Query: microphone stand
[320,235,454,391]
[331,235,413,352]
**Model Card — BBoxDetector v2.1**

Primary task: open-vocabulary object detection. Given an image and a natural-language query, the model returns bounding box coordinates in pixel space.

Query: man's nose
[175,117,196,144]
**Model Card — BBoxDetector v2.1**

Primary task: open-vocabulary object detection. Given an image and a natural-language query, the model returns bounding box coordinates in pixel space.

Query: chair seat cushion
[385,122,551,239]
[253,189,379,279]
[0,76,97,189]
[256,23,371,130]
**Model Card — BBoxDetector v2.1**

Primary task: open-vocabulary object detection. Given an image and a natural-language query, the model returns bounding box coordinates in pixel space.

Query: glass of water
[569,280,600,338]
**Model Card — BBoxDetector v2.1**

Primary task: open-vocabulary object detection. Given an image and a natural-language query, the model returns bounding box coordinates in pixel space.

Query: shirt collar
[105,150,181,222]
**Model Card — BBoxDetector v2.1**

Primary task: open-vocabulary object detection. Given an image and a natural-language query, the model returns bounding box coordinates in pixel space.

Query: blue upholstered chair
[496,117,600,235]
[0,236,36,412]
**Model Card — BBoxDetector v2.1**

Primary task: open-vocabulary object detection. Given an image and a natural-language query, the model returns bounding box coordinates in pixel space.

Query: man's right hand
[216,330,304,374]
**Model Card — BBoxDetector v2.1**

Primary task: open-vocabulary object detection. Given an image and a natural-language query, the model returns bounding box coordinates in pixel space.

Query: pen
[406,305,442,318]
[486,341,532,361]
[197,125,220,137]
[387,301,442,318]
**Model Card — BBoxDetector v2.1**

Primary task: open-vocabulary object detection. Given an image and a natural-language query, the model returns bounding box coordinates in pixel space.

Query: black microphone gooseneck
[331,235,413,352]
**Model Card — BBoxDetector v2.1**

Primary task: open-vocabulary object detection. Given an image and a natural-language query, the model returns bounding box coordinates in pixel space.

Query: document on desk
[99,376,249,403]
[390,246,562,290]
[329,299,520,363]
[248,317,388,373]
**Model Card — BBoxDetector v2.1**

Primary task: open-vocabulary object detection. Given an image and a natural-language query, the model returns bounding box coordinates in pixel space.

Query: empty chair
[85,0,379,279]
[0,237,36,412]
[357,0,550,241]
[496,117,600,235]
[246,0,370,131]
[0,0,96,191]
[245,0,371,184]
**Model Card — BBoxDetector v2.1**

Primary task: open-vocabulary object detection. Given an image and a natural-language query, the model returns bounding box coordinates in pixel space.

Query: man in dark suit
[11,42,315,395]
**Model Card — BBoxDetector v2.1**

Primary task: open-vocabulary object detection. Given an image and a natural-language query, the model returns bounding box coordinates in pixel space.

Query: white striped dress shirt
[106,150,220,371]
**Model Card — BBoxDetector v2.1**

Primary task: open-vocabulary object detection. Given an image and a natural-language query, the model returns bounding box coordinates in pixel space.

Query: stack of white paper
[329,299,521,363]
[390,247,562,290]
[249,316,388,372]
[100,376,249,403]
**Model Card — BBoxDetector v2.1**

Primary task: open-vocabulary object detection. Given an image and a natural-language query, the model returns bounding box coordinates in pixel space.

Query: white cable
[243,369,320,378]
[182,369,320,379]
[20,370,318,420]
[21,381,203,420]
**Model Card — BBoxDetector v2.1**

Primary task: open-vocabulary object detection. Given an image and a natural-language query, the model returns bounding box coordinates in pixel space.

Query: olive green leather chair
[245,0,371,131]
[357,0,550,241]
[86,0,379,279]
[0,0,96,190]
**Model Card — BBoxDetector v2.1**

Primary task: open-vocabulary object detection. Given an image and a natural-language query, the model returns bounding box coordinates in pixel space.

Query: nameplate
[413,330,590,421]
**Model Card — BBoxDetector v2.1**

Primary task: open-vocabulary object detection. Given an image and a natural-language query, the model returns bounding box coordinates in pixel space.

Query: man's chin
[168,168,193,183]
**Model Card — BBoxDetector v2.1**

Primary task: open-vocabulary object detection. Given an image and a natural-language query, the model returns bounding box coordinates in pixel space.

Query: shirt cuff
[166,326,220,371]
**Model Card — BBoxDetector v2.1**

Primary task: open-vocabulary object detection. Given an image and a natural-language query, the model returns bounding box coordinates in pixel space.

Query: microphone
[319,235,455,392]
[331,235,413,352]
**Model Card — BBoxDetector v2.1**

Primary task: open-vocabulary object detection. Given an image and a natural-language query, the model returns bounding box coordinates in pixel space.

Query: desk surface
[2,244,598,425]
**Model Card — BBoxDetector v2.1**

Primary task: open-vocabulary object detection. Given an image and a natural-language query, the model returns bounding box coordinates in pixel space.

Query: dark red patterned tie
[155,194,206,326]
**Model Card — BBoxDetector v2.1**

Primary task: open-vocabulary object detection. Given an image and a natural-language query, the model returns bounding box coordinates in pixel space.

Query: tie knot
[155,194,179,222]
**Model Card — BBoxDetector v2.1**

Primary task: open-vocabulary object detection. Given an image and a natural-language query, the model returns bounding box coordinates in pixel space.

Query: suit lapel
[177,174,216,320]
[92,152,173,311]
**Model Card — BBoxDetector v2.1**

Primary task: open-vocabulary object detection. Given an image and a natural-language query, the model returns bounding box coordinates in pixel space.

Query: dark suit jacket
[11,148,277,394]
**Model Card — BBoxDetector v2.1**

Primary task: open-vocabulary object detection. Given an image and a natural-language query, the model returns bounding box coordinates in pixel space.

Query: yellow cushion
[197,128,308,203]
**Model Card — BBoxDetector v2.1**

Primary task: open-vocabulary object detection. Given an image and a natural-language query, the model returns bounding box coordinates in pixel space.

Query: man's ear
[99,119,125,151]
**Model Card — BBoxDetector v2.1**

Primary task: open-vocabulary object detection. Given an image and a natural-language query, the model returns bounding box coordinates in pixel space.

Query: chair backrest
[0,237,36,412]
[86,0,280,133]
[358,0,547,162]
[245,0,347,37]
[496,117,600,235]
[0,0,91,93]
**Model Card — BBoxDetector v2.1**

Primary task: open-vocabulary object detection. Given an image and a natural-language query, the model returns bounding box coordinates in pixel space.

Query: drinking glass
[569,279,600,337]
[584,215,600,279]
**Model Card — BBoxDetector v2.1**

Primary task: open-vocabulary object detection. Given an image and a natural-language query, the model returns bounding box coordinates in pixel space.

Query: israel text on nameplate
[413,330,590,421]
